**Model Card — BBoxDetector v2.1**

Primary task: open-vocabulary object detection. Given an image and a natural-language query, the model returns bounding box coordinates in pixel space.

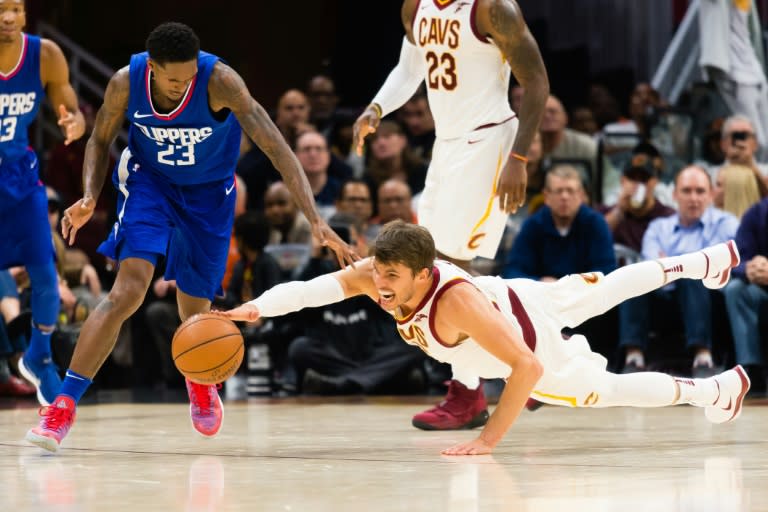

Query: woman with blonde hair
[713,164,766,218]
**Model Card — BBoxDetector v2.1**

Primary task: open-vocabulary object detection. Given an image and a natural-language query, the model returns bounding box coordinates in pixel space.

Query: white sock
[595,372,678,407]
[656,252,708,284]
[674,376,719,406]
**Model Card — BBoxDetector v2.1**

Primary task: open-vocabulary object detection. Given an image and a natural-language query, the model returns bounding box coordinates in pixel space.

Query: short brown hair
[371,220,435,274]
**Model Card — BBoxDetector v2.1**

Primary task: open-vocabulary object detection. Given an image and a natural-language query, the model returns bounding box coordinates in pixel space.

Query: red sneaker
[186,379,224,437]
[25,396,76,452]
[412,380,489,430]
[525,397,544,411]
[0,375,36,396]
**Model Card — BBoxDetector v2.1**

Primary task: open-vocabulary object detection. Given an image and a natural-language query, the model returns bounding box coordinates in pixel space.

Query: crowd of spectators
[3,67,768,401]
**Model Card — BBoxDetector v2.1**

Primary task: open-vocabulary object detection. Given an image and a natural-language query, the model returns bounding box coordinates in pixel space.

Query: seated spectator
[295,130,342,219]
[713,163,765,218]
[621,165,739,376]
[540,95,598,187]
[370,180,416,227]
[569,106,599,136]
[603,82,664,139]
[363,120,428,197]
[723,197,768,394]
[397,85,435,164]
[603,143,676,253]
[503,164,616,281]
[274,89,313,149]
[264,182,313,246]
[287,214,426,395]
[335,179,376,249]
[306,73,340,139]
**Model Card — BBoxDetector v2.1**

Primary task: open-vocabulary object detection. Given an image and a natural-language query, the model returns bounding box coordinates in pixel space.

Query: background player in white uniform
[352,0,549,430]
[219,221,749,455]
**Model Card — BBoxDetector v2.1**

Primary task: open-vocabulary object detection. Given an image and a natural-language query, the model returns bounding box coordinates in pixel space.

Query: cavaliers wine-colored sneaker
[25,395,76,453]
[186,379,224,437]
[412,380,489,430]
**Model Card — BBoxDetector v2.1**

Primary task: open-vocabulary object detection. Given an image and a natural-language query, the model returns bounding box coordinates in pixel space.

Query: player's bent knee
[106,281,150,316]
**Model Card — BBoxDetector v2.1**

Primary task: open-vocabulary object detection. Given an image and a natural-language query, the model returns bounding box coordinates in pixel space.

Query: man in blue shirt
[503,164,616,281]
[622,165,739,376]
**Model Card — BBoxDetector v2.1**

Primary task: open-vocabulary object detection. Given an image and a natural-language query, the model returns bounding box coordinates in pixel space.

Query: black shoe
[622,361,646,374]
[302,369,359,395]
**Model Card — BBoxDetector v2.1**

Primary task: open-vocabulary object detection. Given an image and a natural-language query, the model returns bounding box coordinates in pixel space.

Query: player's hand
[211,304,261,323]
[496,157,527,214]
[352,105,381,156]
[312,222,361,268]
[57,104,85,145]
[61,197,96,245]
[442,436,495,456]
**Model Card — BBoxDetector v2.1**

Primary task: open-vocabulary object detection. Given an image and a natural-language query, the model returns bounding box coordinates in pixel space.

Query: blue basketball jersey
[126,51,241,185]
[0,33,45,206]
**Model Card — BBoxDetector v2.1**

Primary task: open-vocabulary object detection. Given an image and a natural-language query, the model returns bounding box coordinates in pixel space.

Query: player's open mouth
[379,291,395,305]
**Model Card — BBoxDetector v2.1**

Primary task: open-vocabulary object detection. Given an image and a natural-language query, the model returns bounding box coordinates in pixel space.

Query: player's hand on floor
[442,437,495,456]
[62,197,96,245]
[211,304,261,323]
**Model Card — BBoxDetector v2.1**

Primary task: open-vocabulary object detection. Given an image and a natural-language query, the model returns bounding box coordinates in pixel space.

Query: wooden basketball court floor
[1,395,767,511]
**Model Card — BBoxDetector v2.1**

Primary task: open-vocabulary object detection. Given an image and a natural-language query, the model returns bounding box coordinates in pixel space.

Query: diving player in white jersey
[352,0,549,430]
[219,220,749,456]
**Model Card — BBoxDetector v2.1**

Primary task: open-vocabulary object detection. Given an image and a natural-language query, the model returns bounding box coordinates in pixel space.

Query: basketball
[172,313,244,385]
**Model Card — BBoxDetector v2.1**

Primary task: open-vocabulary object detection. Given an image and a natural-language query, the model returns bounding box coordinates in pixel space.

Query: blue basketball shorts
[98,149,237,301]
[0,173,55,270]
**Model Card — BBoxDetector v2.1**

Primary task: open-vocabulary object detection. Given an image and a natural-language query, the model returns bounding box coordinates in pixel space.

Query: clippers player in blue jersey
[0,0,85,406]
[26,22,356,452]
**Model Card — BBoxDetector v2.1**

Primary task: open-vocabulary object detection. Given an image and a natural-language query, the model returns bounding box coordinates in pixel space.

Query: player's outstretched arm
[214,258,377,322]
[208,62,358,268]
[477,0,549,213]
[436,283,543,455]
[40,39,85,145]
[62,68,129,246]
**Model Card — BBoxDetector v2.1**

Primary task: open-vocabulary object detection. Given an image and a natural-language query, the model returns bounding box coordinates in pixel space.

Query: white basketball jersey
[412,0,515,139]
[391,260,536,379]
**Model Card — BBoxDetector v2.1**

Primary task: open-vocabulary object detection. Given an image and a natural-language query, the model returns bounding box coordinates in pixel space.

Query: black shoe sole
[412,409,489,431]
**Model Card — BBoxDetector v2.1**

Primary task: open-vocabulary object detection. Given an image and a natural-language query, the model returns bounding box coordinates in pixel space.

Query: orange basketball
[172,313,244,385]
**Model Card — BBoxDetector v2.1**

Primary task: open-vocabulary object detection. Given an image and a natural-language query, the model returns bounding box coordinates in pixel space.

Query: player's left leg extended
[176,290,224,437]
[554,241,739,329]
[582,366,750,423]
[18,261,61,405]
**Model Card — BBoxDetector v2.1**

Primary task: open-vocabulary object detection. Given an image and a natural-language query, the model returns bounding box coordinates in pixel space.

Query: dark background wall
[26,0,732,115]
[29,0,404,112]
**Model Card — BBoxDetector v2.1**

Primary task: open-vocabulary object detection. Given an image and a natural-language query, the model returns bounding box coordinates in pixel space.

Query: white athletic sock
[596,372,678,407]
[656,252,709,284]
[674,376,719,406]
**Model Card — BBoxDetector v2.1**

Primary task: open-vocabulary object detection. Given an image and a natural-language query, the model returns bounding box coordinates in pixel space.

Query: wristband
[369,103,383,118]
[510,151,529,164]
